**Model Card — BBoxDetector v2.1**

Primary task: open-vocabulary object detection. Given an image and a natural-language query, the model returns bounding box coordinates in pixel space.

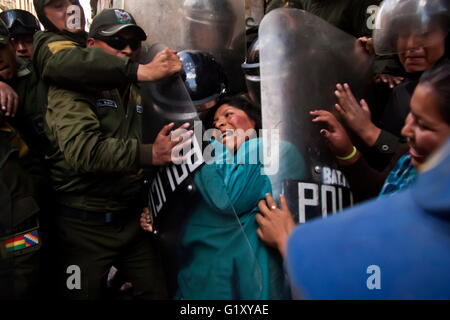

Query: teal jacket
[177,138,305,299]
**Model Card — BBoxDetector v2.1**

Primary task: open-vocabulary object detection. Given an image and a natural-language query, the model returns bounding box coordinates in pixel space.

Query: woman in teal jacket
[142,95,305,299]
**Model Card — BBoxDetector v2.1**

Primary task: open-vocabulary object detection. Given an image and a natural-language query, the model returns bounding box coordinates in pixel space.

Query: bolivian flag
[5,231,39,253]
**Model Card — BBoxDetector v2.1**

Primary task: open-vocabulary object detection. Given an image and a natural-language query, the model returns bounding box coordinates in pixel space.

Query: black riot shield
[141,44,264,299]
[259,8,373,223]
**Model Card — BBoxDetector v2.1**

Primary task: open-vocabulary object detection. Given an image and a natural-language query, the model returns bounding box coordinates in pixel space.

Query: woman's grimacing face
[401,84,450,167]
[397,27,447,73]
[213,104,256,150]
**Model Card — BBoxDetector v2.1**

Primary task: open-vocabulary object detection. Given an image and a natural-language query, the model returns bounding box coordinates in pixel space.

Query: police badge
[115,9,132,24]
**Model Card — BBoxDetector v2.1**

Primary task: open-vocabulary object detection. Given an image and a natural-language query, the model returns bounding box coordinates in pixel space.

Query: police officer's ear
[86,37,96,48]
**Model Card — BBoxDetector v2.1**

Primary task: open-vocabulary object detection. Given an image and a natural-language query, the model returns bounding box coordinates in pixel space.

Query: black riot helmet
[145,49,228,126]
[0,9,41,36]
[241,37,260,105]
[178,50,228,112]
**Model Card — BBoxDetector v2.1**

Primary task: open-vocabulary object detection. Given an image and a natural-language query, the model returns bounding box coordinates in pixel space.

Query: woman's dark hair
[204,93,262,130]
[419,62,450,125]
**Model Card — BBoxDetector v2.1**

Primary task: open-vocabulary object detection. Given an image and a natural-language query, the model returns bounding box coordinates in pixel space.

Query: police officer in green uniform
[2,44,49,195]
[44,8,189,300]
[0,9,41,61]
[0,119,42,299]
[0,14,53,276]
[32,0,181,93]
[0,21,42,298]
[30,0,185,299]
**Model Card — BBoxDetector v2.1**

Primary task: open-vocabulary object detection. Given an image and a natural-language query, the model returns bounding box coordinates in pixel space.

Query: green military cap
[89,9,147,41]
[0,19,10,45]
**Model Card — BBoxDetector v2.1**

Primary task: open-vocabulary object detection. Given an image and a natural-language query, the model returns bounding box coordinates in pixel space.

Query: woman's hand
[140,207,153,232]
[256,194,295,257]
[310,110,358,162]
[334,83,381,146]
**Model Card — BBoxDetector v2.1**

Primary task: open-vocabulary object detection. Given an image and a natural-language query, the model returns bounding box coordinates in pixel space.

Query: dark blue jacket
[286,139,450,299]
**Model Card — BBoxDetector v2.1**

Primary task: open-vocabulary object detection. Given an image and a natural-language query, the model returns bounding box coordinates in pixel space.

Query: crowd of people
[0,0,449,300]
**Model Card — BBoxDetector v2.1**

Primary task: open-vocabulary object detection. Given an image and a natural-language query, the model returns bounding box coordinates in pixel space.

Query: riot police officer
[0,9,41,61]
[44,8,191,300]
[32,0,182,92]
[0,21,42,299]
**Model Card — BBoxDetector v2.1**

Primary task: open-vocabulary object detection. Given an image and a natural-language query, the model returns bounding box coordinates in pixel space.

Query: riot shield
[259,8,373,223]
[124,0,247,95]
[241,37,261,105]
[373,0,449,56]
[141,44,266,299]
[181,0,247,94]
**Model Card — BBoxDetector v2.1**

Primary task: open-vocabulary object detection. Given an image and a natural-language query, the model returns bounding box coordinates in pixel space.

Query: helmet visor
[373,0,449,55]
[0,10,40,32]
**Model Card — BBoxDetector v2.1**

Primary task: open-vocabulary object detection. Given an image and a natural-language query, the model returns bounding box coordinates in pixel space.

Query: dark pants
[0,246,40,299]
[55,208,167,300]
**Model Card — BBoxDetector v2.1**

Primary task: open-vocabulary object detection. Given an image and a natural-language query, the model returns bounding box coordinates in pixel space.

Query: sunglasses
[95,35,141,51]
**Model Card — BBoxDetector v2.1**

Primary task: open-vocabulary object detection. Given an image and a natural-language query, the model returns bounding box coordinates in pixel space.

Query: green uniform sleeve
[45,86,140,173]
[33,31,139,92]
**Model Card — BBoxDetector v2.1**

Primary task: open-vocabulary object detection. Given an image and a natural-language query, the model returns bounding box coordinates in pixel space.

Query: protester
[286,136,450,299]
[257,62,450,259]
[143,95,304,299]
[334,0,449,168]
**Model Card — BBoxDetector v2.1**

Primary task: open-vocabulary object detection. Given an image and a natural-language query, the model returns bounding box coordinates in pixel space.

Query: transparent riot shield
[181,0,247,94]
[125,0,247,95]
[141,44,266,299]
[123,0,184,49]
[259,8,373,223]
[373,0,449,56]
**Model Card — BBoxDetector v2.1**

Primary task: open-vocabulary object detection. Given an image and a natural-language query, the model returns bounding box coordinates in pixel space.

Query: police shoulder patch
[136,105,143,114]
[96,99,118,109]
[48,40,77,54]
